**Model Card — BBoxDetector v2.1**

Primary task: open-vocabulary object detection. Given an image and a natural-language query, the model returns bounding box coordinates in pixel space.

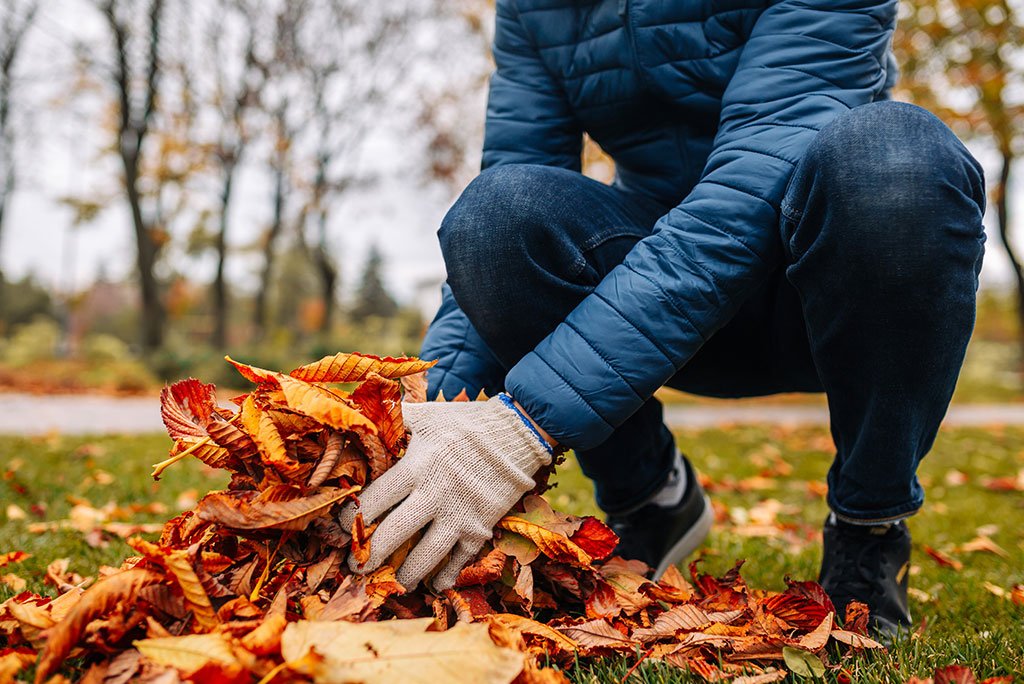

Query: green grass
[2,427,1022,682]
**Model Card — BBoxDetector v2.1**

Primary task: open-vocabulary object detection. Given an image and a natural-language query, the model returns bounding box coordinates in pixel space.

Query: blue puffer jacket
[431,0,898,450]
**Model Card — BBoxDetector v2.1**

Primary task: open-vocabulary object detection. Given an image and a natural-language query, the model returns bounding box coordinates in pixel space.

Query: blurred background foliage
[0,0,1022,400]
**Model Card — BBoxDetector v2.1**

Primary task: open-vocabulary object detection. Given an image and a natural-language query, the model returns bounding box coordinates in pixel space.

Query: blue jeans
[422,102,986,522]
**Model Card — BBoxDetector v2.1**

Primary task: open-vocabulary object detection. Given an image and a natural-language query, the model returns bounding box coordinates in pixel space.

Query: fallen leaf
[955,536,1009,558]
[280,617,523,684]
[782,646,825,678]
[0,552,29,569]
[134,633,238,673]
[934,665,978,684]
[196,485,357,531]
[923,546,963,571]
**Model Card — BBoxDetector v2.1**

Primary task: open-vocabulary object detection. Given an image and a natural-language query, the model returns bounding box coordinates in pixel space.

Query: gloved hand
[337,394,553,590]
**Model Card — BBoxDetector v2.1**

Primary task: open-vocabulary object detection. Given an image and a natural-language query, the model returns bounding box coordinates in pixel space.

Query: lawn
[1,425,1022,682]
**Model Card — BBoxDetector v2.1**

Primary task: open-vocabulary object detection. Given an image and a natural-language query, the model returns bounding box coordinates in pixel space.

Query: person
[338,0,986,641]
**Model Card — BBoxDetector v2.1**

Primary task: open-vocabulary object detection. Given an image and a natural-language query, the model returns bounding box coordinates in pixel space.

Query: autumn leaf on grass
[290,352,437,383]
[196,484,358,531]
[830,629,883,650]
[782,646,825,678]
[632,604,713,642]
[762,591,833,630]
[351,373,406,453]
[278,375,376,433]
[554,618,637,653]
[281,617,523,684]
[955,535,1009,558]
[923,546,963,571]
[34,567,163,684]
[0,551,30,568]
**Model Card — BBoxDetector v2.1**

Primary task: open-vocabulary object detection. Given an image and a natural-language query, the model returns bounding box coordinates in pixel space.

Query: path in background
[2,393,1024,436]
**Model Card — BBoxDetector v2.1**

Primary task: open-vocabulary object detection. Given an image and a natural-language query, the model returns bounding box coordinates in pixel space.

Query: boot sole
[652,495,714,580]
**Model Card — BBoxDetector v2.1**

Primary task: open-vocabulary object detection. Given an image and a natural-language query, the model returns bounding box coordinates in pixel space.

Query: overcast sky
[1,0,1019,320]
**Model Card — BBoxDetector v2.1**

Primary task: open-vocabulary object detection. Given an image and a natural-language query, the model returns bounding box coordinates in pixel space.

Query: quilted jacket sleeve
[481,0,582,170]
[505,0,898,450]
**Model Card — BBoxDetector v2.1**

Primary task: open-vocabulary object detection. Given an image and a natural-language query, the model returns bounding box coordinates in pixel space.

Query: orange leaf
[308,431,346,488]
[935,665,978,684]
[165,550,218,631]
[632,604,712,642]
[0,551,30,569]
[196,485,357,531]
[34,568,162,684]
[568,517,618,561]
[584,581,620,619]
[923,546,963,571]
[240,613,287,655]
[350,513,376,568]
[160,378,218,440]
[456,548,507,587]
[496,517,591,566]
[225,356,282,385]
[400,372,428,403]
[289,352,437,383]
[278,376,377,433]
[489,613,578,655]
[239,396,303,480]
[350,373,406,453]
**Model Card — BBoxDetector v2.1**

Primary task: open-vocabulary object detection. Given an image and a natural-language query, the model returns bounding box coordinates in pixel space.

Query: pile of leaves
[0,353,885,684]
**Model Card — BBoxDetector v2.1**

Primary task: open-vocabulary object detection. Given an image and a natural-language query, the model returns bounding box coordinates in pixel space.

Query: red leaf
[569,517,619,561]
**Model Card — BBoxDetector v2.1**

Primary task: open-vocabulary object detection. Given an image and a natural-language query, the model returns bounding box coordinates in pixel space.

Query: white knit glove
[337,394,553,590]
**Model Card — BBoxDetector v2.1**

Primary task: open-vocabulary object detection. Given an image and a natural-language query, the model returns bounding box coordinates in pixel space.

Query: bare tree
[199,0,267,348]
[0,1,37,266]
[95,0,168,351]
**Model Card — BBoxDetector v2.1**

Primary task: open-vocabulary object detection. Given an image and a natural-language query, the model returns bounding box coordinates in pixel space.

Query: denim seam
[593,291,677,367]
[533,353,615,429]
[563,319,644,403]
[621,260,708,344]
[579,226,649,253]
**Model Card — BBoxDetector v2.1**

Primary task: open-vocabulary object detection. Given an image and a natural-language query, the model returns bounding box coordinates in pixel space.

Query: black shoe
[606,454,713,579]
[819,515,912,644]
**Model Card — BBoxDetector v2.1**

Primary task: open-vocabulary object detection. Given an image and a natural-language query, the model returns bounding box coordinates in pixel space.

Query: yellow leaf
[134,633,237,673]
[289,352,437,383]
[165,550,219,631]
[278,376,377,433]
[495,516,592,566]
[281,618,523,684]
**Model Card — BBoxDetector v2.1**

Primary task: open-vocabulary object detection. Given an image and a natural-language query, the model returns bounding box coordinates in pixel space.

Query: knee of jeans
[438,163,569,280]
[805,102,986,244]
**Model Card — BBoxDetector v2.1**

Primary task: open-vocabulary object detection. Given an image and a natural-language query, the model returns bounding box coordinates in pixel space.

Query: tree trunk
[314,208,336,334]
[211,162,236,348]
[994,148,1024,370]
[123,149,165,351]
[253,160,285,341]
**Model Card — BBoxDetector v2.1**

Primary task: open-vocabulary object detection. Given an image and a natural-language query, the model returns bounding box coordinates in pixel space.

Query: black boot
[606,453,713,579]
[819,514,912,644]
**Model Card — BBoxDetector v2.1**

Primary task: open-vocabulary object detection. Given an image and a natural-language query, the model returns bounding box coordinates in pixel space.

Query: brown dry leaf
[308,431,346,488]
[280,617,523,684]
[401,372,428,403]
[35,567,162,683]
[955,535,1009,558]
[350,374,406,453]
[289,352,437,383]
[632,604,712,642]
[795,612,832,651]
[496,517,592,567]
[195,485,357,531]
[350,512,375,568]
[1,573,27,592]
[240,613,287,655]
[489,614,578,655]
[456,548,508,587]
[555,618,636,652]
[830,629,883,649]
[278,375,377,433]
[732,669,788,684]
[134,633,237,674]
